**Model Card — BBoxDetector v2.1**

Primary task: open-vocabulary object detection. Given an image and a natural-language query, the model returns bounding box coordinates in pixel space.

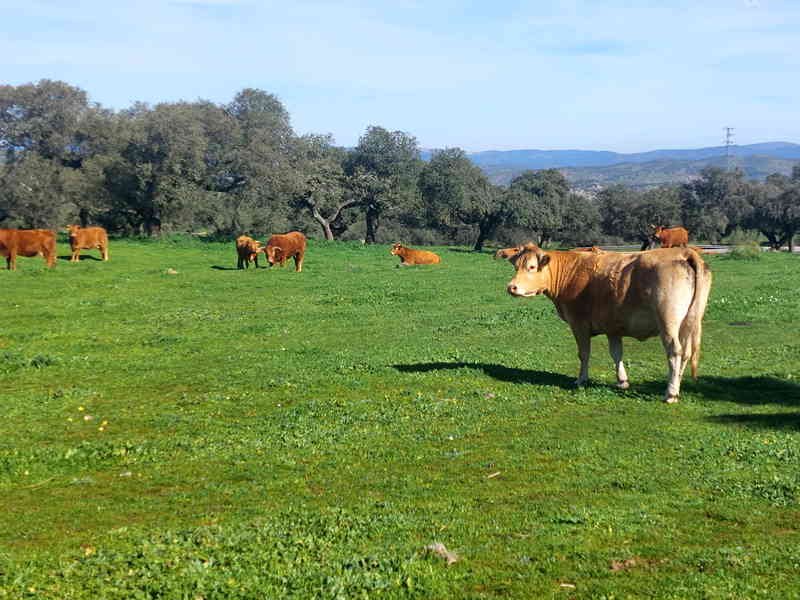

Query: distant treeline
[1,80,799,250]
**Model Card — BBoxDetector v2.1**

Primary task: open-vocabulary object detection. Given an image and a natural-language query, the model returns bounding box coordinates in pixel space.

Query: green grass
[1,239,799,598]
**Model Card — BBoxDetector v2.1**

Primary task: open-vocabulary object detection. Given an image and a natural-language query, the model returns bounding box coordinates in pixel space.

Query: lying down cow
[505,243,712,403]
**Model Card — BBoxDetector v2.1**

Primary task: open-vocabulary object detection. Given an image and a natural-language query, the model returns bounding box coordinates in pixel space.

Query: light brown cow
[0,229,56,270]
[505,243,712,403]
[652,225,689,248]
[235,235,262,269]
[390,243,441,265]
[67,225,109,262]
[263,231,307,272]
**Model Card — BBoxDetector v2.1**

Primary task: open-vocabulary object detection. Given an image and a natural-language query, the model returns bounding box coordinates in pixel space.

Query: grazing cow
[652,225,689,248]
[505,243,712,403]
[0,229,56,270]
[67,225,109,262]
[263,231,306,272]
[236,235,262,269]
[390,243,441,265]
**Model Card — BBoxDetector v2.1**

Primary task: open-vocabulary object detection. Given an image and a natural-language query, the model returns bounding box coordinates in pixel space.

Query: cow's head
[266,245,282,265]
[66,224,80,236]
[507,243,551,297]
[390,243,402,255]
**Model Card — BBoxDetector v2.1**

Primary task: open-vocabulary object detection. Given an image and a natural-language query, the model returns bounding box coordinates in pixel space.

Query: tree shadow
[58,255,102,261]
[392,361,575,389]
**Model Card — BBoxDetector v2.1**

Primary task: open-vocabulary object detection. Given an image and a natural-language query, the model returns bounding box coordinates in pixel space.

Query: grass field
[1,237,799,598]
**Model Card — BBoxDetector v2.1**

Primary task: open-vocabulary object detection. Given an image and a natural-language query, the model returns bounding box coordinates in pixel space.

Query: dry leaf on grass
[424,542,460,566]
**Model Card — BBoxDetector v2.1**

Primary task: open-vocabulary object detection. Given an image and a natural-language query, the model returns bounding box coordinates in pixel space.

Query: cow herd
[0,225,110,270]
[3,222,711,404]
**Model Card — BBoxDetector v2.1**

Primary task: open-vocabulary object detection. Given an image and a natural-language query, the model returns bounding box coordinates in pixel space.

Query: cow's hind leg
[101,244,109,261]
[660,328,684,403]
[607,335,629,389]
[295,252,304,272]
[571,327,592,387]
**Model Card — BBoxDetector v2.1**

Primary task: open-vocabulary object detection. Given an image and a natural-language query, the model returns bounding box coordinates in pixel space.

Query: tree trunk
[365,204,379,244]
[311,207,334,241]
[473,216,498,252]
[79,207,91,228]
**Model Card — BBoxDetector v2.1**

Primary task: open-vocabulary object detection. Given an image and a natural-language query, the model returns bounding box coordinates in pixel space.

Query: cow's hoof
[616,380,630,390]
[664,395,679,404]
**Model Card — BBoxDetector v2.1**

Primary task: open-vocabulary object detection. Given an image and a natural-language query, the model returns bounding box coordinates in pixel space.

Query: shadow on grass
[58,255,102,261]
[447,247,483,254]
[393,361,575,388]
[690,375,800,407]
[706,412,800,431]
[211,265,241,271]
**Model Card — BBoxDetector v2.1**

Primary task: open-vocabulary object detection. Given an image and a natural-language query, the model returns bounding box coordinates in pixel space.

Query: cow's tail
[680,249,712,378]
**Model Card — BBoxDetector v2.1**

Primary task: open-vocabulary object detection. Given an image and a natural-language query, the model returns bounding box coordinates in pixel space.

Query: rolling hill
[420,142,800,189]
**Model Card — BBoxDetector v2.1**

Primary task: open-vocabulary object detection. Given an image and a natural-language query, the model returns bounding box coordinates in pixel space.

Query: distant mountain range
[422,142,800,189]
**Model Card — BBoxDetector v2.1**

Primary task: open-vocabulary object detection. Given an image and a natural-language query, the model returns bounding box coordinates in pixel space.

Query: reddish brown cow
[0,229,56,270]
[67,225,109,262]
[494,246,523,260]
[263,231,306,272]
[235,235,262,269]
[390,243,441,266]
[505,243,711,403]
[652,225,689,248]
[496,245,601,259]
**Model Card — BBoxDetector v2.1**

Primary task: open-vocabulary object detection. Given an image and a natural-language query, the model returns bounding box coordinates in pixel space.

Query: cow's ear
[537,254,550,270]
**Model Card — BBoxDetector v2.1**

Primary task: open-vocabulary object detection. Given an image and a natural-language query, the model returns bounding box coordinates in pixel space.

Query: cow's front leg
[607,335,629,389]
[571,328,592,386]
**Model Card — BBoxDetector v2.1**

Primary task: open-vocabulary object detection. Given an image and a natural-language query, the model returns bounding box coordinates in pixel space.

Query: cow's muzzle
[507,283,540,297]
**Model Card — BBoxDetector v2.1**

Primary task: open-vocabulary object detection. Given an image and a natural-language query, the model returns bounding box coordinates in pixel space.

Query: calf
[236,235,262,269]
[390,243,441,265]
[0,229,56,270]
[505,244,712,403]
[263,231,306,272]
[67,225,109,262]
[652,225,689,248]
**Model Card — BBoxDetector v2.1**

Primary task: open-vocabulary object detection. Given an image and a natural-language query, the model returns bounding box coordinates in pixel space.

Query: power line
[724,127,735,171]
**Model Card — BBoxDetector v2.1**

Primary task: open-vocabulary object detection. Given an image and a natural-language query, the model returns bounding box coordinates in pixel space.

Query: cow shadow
[690,375,800,408]
[392,361,575,389]
[58,255,102,261]
[211,265,243,271]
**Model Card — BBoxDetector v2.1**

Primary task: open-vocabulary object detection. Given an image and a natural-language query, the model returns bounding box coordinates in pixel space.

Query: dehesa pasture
[1,236,799,598]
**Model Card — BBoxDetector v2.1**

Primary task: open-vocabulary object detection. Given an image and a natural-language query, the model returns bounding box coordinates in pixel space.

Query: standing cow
[651,225,689,248]
[263,231,306,272]
[0,229,56,270]
[505,243,711,403]
[235,235,262,269]
[67,225,109,262]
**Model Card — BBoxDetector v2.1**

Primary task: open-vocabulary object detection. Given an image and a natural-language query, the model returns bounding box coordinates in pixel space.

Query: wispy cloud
[2,0,799,151]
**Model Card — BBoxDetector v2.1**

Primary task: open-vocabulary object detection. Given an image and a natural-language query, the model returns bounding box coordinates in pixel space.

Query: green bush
[727,240,762,261]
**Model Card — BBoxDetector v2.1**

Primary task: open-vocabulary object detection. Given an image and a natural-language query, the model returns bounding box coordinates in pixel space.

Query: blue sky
[2,0,798,152]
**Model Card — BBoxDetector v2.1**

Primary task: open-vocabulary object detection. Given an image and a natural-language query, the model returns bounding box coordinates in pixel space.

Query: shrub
[727,240,762,261]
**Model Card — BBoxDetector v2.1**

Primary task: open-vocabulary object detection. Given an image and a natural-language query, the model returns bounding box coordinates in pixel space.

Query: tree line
[2,80,799,250]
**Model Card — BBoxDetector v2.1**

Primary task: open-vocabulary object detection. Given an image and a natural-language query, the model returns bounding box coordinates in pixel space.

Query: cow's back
[267,231,306,253]
[559,248,700,339]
